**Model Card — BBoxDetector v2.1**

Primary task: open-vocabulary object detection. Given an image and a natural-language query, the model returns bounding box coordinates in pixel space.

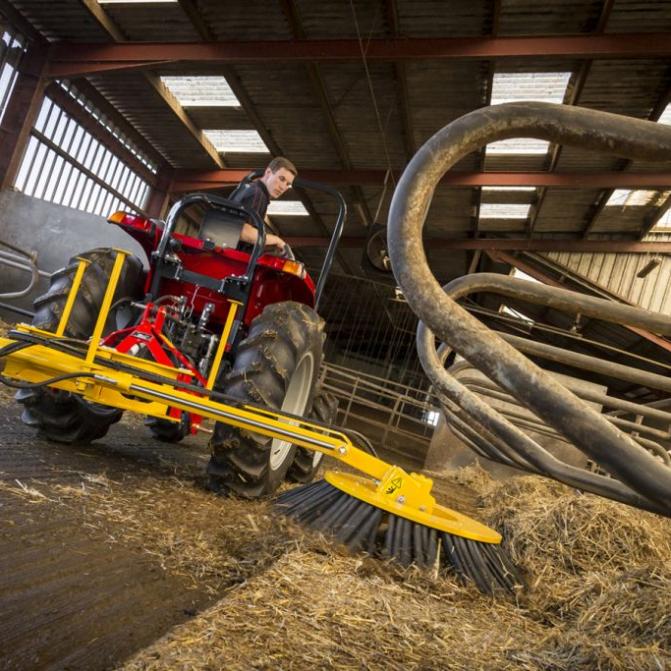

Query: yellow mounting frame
[0,251,501,544]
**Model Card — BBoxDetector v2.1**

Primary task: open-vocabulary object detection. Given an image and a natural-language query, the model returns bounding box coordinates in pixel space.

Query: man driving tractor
[233,156,297,255]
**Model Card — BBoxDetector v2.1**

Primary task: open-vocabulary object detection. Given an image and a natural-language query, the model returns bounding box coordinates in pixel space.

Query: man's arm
[240,222,286,252]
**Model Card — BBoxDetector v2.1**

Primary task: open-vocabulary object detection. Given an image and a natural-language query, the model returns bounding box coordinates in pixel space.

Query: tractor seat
[199,207,247,249]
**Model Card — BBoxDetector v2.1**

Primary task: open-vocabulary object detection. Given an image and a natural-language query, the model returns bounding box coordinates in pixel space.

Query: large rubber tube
[387,102,671,511]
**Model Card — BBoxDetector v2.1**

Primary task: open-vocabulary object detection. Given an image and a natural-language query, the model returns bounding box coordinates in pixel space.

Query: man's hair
[267,156,297,176]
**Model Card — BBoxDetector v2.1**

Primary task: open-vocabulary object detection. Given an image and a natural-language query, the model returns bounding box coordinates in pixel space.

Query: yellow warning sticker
[385,477,402,495]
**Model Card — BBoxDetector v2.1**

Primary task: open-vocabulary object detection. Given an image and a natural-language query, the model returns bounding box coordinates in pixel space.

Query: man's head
[261,156,297,199]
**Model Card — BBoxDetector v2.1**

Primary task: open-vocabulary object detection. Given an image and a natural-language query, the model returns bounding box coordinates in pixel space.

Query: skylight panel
[161,76,239,107]
[481,186,536,193]
[486,138,550,155]
[654,208,671,228]
[204,130,269,153]
[479,203,531,219]
[658,104,671,125]
[267,201,309,216]
[649,205,671,232]
[512,268,539,283]
[606,190,658,206]
[500,305,534,324]
[99,0,177,3]
[490,71,572,106]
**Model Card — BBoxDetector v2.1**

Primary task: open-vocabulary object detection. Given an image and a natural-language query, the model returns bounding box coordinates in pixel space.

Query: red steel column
[0,46,48,190]
[144,167,174,218]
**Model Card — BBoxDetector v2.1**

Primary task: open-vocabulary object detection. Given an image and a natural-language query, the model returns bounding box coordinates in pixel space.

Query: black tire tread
[207,301,324,498]
[15,248,143,444]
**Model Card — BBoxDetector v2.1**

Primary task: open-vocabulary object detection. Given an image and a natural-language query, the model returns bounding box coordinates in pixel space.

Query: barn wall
[0,189,147,320]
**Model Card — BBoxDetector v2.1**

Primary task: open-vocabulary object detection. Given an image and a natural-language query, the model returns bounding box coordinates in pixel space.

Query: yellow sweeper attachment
[0,253,520,594]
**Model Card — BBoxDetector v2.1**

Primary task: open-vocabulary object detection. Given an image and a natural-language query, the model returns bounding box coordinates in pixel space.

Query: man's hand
[265,233,286,253]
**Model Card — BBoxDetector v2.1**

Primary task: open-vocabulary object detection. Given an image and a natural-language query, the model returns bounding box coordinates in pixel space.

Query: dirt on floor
[1,321,670,670]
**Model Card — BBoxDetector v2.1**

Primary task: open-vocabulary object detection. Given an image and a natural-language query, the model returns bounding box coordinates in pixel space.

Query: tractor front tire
[287,388,337,483]
[207,302,324,498]
[16,248,143,444]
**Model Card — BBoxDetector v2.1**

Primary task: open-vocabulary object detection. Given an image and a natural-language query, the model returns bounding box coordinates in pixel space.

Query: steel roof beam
[173,170,671,191]
[583,78,671,238]
[385,0,415,161]
[283,237,671,253]
[472,0,501,239]
[278,0,374,228]
[46,34,671,77]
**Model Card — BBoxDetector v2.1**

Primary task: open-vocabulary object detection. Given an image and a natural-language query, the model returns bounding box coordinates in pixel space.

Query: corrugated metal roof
[497,0,605,35]
[103,2,200,41]
[3,0,671,289]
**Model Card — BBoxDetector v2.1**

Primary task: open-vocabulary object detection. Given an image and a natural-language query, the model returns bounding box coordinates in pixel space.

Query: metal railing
[321,362,439,464]
[0,239,49,300]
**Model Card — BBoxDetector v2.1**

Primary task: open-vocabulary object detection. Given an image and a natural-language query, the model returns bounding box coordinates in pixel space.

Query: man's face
[263,167,294,199]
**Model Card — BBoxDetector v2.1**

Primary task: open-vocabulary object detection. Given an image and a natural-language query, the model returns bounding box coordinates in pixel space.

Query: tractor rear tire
[16,248,143,444]
[207,301,324,498]
[287,388,337,483]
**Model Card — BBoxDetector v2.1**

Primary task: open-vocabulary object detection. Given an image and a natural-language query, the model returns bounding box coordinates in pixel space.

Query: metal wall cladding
[546,233,671,315]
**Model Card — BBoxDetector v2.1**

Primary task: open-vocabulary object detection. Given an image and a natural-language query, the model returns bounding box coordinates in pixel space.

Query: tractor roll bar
[388,101,671,513]
[149,192,266,299]
[237,170,346,310]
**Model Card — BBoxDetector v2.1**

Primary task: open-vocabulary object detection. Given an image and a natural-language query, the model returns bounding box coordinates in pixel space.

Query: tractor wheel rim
[270,351,314,471]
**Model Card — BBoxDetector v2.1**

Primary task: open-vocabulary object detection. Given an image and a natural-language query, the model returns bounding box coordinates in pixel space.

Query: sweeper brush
[275,474,522,594]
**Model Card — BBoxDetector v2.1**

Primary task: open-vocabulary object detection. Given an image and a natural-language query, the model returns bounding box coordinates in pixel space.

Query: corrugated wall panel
[545,234,671,314]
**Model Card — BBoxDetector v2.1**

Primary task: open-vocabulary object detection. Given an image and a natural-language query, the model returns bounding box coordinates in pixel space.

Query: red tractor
[16,174,344,498]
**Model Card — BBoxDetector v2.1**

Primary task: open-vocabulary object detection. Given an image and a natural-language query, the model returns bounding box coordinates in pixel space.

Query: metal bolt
[396,495,405,504]
[338,446,347,455]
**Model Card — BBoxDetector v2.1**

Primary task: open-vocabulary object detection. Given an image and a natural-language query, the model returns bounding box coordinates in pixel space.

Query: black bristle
[334,500,375,545]
[323,493,362,532]
[273,480,521,596]
[276,479,325,505]
[383,514,396,559]
[412,522,424,566]
[396,517,413,565]
[441,532,466,579]
[426,527,438,568]
[480,542,524,591]
[345,506,382,553]
[456,535,495,594]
